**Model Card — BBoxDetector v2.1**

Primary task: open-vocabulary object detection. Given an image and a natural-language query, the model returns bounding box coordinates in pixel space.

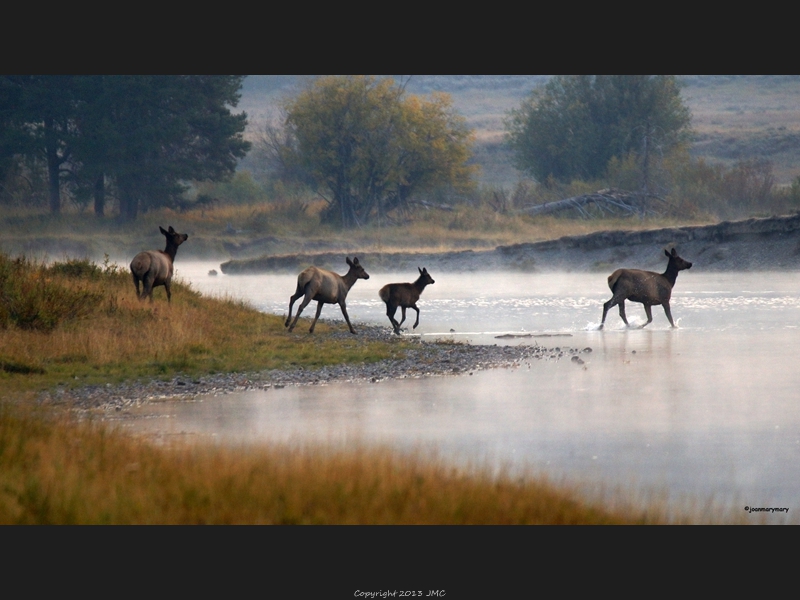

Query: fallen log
[516,188,665,218]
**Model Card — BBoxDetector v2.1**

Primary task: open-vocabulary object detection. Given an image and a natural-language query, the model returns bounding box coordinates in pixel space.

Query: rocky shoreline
[39,321,591,416]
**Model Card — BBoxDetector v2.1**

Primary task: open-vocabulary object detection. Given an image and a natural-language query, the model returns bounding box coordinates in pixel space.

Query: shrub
[0,255,103,332]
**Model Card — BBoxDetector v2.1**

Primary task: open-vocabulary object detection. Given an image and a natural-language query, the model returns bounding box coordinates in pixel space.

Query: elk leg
[339,301,357,334]
[600,296,619,329]
[132,274,141,299]
[285,285,304,327]
[618,300,629,326]
[411,304,421,329]
[643,304,653,327]
[165,281,172,303]
[287,289,313,332]
[143,275,156,303]
[663,302,676,328]
[308,301,324,333]
[397,307,407,329]
[386,303,401,334]
[600,302,609,329]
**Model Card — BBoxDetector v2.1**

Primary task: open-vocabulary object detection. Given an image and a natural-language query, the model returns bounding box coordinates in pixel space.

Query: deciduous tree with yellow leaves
[262,76,476,228]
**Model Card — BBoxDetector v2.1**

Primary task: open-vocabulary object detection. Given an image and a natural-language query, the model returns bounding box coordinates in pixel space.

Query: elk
[600,248,692,329]
[130,226,189,303]
[379,267,435,335]
[285,257,370,334]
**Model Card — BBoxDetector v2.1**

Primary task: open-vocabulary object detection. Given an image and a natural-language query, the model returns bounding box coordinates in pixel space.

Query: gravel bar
[38,321,592,414]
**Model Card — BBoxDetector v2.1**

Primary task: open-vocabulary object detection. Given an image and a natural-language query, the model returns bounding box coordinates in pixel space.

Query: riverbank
[219,212,800,275]
[39,321,587,415]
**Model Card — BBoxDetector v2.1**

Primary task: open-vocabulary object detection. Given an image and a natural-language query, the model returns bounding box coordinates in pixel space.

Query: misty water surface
[120,262,800,517]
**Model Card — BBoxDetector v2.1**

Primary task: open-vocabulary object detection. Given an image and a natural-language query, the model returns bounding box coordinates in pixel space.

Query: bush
[663,156,790,219]
[46,258,103,280]
[0,255,103,332]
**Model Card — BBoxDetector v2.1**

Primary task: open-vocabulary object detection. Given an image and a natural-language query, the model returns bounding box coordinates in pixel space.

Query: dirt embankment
[219,213,800,275]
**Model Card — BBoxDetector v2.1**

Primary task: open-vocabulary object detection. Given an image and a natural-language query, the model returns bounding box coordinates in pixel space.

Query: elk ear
[419,267,423,274]
[665,249,671,258]
[671,248,677,256]
[168,226,176,233]
[160,226,168,235]
[353,257,360,265]
[346,257,353,267]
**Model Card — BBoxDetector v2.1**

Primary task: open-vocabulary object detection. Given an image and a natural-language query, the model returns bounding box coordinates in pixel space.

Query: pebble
[37,321,591,414]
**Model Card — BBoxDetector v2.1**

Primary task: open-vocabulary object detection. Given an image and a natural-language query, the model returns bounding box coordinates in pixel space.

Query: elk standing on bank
[379,267,435,335]
[600,248,693,329]
[130,226,189,303]
[285,257,370,334]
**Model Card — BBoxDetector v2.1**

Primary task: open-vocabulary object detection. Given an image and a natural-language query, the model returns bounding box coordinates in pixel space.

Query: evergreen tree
[0,75,251,220]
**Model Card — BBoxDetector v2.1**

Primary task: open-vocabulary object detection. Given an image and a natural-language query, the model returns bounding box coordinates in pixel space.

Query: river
[120,261,800,519]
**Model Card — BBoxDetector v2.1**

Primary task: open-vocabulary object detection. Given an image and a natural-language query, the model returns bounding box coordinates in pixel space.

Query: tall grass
[0,404,678,525]
[0,404,762,524]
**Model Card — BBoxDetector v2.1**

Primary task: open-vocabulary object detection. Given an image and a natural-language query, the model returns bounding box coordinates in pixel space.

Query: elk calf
[379,267,435,335]
[130,226,189,303]
[600,248,692,329]
[285,257,369,334]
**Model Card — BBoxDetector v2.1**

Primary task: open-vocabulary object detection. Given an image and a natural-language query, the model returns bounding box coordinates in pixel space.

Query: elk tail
[607,270,623,292]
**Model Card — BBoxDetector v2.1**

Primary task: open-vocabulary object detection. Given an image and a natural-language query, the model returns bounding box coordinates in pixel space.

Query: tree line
[5,74,782,227]
[258,75,703,225]
[0,76,250,220]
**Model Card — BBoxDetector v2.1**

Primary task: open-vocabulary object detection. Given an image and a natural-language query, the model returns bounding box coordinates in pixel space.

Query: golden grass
[0,405,673,525]
[1,404,765,525]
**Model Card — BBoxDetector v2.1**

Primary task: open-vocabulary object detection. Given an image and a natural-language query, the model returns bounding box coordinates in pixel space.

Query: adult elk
[285,257,370,334]
[130,226,189,303]
[379,267,435,335]
[600,248,693,329]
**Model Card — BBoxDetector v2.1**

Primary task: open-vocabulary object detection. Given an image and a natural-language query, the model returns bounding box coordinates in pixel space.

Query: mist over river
[121,262,800,518]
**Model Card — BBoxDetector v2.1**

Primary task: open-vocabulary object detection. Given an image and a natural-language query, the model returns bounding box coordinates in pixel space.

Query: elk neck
[662,259,680,287]
[342,268,360,289]
[162,240,180,263]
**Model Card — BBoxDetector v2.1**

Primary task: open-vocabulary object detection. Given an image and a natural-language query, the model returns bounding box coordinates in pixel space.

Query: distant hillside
[238,75,800,186]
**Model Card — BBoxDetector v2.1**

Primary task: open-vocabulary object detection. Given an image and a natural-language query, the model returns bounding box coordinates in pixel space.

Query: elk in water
[379,267,435,335]
[285,257,370,334]
[600,248,693,329]
[130,226,189,303]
